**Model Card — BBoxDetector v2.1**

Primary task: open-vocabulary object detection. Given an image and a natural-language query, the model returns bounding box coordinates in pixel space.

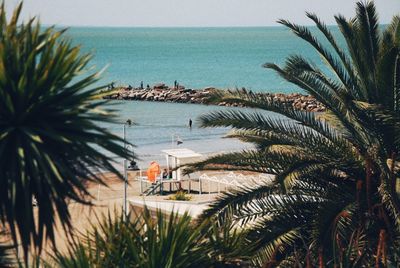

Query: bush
[168,191,192,201]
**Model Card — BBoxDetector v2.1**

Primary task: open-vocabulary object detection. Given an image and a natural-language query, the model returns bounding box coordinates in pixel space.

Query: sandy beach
[43,169,266,259]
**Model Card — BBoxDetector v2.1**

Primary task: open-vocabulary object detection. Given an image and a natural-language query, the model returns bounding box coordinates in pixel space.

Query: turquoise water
[100,101,277,166]
[66,27,343,167]
[67,27,344,92]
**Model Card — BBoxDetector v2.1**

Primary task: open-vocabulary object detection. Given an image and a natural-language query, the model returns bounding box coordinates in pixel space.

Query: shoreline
[101,83,326,112]
[113,137,252,171]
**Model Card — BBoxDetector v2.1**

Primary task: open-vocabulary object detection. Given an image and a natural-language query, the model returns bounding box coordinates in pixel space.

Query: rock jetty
[102,84,326,112]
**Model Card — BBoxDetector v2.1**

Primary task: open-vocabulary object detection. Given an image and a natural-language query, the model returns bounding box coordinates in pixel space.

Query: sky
[5,0,400,27]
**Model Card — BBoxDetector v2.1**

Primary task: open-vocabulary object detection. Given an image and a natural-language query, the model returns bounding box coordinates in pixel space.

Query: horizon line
[47,24,339,29]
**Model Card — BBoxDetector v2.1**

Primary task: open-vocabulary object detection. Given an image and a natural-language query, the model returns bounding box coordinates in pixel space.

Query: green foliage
[48,208,251,268]
[187,1,400,266]
[0,3,132,261]
[206,219,253,266]
[45,244,93,268]
[168,191,192,201]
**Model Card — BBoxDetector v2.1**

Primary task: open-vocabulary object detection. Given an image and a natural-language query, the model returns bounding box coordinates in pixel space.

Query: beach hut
[161,148,202,181]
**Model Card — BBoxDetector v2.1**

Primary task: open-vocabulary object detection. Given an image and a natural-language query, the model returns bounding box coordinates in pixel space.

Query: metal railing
[198,172,274,194]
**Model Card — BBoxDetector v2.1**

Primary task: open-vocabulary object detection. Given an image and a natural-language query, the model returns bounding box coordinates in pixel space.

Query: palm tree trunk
[318,247,324,268]
[375,229,386,268]
[306,249,312,268]
[366,158,373,213]
[389,152,400,218]
[356,179,363,222]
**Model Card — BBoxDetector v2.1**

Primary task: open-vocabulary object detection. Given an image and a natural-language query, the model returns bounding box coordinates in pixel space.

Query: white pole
[124,159,128,219]
[139,169,143,194]
[199,176,201,195]
[166,155,170,177]
[123,123,128,221]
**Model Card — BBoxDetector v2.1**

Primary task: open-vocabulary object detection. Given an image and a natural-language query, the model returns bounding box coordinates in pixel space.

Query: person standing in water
[189,118,192,129]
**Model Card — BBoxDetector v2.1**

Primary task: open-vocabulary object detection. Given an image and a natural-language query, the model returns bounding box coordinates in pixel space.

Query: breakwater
[102,84,326,112]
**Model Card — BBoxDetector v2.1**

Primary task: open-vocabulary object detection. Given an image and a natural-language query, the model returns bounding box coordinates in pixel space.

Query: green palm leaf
[48,208,252,268]
[188,1,400,266]
[0,4,133,261]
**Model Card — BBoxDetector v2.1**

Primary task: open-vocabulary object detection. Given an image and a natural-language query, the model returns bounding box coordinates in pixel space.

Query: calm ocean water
[100,101,268,166]
[67,26,344,92]
[66,27,343,167]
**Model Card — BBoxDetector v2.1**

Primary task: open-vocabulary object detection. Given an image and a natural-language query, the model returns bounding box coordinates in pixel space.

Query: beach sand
[41,169,265,260]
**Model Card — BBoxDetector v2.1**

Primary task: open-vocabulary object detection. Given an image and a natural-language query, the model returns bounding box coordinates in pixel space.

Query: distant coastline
[101,83,326,113]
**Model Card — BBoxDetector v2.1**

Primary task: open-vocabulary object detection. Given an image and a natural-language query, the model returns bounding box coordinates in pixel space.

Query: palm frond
[190,1,400,265]
[275,18,356,98]
[48,208,252,268]
[0,4,133,260]
[306,12,361,99]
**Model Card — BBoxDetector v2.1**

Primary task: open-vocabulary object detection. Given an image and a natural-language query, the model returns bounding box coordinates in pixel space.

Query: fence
[92,171,275,201]
[198,172,274,194]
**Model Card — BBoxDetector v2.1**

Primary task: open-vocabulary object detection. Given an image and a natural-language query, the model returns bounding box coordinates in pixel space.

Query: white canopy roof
[161,148,202,159]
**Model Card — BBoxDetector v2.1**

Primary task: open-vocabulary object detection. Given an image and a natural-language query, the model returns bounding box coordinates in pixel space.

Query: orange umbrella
[146,161,160,183]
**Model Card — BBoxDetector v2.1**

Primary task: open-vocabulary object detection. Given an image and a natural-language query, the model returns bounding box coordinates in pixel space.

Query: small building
[161,148,202,181]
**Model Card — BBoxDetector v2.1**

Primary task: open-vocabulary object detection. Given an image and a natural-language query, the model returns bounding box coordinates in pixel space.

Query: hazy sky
[6,0,400,27]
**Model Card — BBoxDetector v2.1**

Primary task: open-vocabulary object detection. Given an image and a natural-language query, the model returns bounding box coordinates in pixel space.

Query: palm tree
[188,1,400,266]
[46,209,252,268]
[0,3,132,261]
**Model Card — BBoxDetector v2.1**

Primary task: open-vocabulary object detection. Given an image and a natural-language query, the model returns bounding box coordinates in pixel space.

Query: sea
[65,27,344,167]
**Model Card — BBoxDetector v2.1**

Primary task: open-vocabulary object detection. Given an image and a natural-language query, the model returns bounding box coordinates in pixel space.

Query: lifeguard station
[162,148,202,181]
[139,148,202,195]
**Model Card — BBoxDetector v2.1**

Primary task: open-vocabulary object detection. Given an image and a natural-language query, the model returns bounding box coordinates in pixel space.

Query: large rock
[154,83,166,89]
[102,84,326,112]
[146,93,154,100]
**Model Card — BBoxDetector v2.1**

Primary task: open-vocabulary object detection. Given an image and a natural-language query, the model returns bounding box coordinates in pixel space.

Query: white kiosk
[161,148,202,181]
[139,148,203,195]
